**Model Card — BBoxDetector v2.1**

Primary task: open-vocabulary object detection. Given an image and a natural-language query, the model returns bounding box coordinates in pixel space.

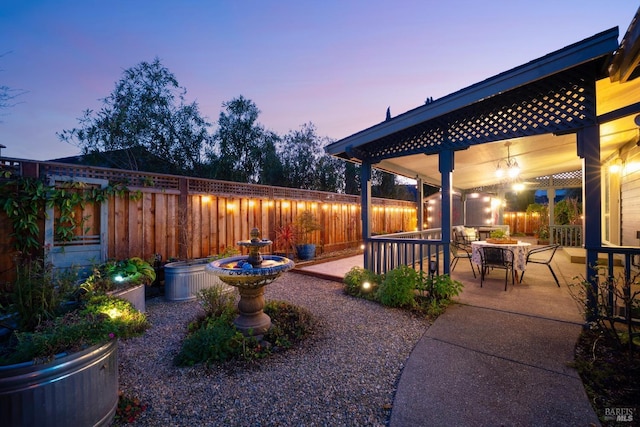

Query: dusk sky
[1,1,638,161]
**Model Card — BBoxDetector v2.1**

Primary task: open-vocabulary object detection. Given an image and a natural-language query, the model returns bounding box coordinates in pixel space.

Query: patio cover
[325,28,620,193]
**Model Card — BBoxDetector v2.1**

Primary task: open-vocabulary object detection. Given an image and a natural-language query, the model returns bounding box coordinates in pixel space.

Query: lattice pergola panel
[466,169,583,193]
[360,64,598,162]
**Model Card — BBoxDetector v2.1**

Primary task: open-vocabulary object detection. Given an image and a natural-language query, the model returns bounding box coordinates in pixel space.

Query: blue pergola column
[416,178,424,231]
[440,149,453,274]
[578,125,601,321]
[361,160,373,270]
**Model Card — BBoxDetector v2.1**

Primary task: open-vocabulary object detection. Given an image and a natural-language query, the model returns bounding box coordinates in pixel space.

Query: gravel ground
[116,272,431,426]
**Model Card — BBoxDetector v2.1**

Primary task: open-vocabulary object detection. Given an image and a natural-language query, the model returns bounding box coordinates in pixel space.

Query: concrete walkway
[294,245,600,426]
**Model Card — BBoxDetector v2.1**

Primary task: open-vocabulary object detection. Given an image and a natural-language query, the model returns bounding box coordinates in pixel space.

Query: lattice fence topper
[359,65,597,162]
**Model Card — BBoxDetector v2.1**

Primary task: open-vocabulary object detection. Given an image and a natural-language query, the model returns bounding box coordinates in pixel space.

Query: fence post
[178,178,189,259]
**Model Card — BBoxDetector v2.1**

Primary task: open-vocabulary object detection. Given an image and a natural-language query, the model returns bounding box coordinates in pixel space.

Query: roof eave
[326,27,619,157]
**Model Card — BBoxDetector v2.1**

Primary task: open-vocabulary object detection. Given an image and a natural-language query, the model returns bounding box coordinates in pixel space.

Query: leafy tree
[314,153,344,193]
[344,162,360,195]
[258,129,285,185]
[209,96,277,183]
[278,122,336,190]
[58,58,211,175]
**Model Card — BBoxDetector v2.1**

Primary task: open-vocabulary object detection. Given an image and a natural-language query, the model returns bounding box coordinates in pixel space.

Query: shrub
[343,267,380,298]
[377,265,418,308]
[418,273,463,302]
[175,300,314,366]
[174,315,246,366]
[264,300,314,348]
[10,258,76,331]
[197,284,236,318]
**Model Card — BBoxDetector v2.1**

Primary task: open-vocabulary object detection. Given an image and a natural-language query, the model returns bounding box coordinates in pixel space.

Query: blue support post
[361,160,372,271]
[578,125,601,322]
[416,178,424,231]
[440,150,454,274]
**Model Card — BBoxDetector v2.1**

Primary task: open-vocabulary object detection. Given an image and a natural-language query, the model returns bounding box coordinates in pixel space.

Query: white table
[471,240,531,272]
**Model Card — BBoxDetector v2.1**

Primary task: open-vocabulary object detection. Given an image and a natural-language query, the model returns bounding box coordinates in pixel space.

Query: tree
[58,58,212,175]
[314,153,344,193]
[278,123,326,190]
[209,96,276,183]
[344,162,360,195]
[0,52,27,123]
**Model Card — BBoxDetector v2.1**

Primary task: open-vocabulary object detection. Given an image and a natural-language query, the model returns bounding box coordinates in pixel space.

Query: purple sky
[1,1,638,161]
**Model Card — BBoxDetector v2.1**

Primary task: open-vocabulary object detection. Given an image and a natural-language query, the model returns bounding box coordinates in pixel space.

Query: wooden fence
[0,159,417,283]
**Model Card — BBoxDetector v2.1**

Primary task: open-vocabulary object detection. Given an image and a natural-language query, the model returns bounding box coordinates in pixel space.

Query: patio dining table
[471,240,532,273]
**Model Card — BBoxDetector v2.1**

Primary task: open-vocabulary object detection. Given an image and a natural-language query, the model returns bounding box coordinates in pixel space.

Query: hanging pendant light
[495,142,520,180]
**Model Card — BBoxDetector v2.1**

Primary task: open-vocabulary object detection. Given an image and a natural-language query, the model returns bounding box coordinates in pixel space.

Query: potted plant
[295,210,321,260]
[275,223,296,259]
[0,257,148,427]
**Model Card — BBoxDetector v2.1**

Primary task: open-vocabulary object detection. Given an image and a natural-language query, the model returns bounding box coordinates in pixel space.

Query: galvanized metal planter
[0,340,118,427]
[110,283,146,312]
[165,258,233,301]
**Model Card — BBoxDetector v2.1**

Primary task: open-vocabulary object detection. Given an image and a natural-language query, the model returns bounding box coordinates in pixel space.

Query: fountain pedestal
[234,286,270,335]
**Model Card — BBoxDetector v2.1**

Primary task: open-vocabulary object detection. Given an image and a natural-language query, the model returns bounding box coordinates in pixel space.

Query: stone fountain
[206,228,294,336]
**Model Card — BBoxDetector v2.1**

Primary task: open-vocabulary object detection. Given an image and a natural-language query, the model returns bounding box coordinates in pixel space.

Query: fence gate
[44,175,108,275]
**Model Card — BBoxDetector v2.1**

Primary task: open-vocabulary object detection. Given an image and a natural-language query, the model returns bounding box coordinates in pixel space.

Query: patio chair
[479,246,515,291]
[450,241,476,278]
[454,226,478,250]
[520,244,561,287]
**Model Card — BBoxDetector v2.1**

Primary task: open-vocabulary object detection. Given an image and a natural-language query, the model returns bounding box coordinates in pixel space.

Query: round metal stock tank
[164,258,232,301]
[0,340,118,427]
[110,283,146,312]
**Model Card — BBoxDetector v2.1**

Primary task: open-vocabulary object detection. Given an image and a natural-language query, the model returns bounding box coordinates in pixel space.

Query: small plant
[197,284,236,318]
[115,391,147,424]
[343,267,380,299]
[82,257,156,293]
[489,228,506,239]
[8,257,76,331]
[295,210,321,244]
[418,273,463,302]
[377,265,418,308]
[275,224,296,254]
[568,267,640,423]
[568,267,640,355]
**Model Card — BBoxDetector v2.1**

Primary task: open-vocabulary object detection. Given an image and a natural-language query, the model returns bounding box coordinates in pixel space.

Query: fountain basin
[206,255,294,289]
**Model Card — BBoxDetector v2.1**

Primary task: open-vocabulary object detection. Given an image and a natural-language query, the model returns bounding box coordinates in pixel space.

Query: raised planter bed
[165,258,233,301]
[110,283,146,312]
[0,340,118,427]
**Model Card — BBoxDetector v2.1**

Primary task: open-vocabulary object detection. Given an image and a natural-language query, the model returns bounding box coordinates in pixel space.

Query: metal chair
[479,246,515,291]
[520,244,561,287]
[450,241,476,277]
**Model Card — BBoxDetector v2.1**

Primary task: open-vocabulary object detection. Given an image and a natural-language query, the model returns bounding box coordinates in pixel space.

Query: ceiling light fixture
[495,141,520,179]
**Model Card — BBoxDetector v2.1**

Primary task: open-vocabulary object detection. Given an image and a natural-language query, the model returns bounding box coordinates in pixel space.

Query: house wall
[620,144,640,247]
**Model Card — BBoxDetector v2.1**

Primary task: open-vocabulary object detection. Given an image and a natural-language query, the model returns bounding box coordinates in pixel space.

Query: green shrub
[264,300,314,348]
[343,267,380,298]
[377,265,418,308]
[197,284,236,318]
[418,273,463,302]
[175,300,314,366]
[174,315,246,366]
